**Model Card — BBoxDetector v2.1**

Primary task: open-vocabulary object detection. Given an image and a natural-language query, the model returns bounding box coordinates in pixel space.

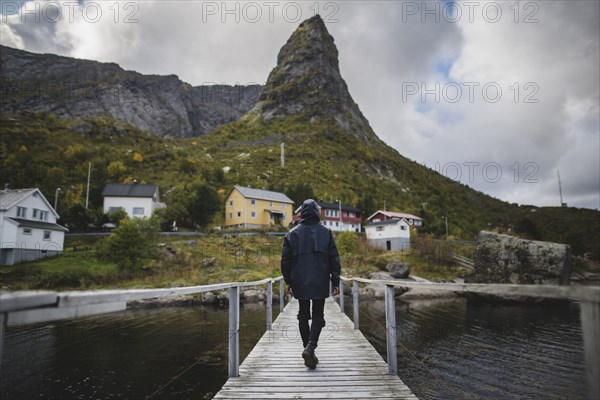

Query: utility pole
[54,188,61,212]
[85,162,92,209]
[558,170,567,207]
[442,216,448,240]
[337,199,342,230]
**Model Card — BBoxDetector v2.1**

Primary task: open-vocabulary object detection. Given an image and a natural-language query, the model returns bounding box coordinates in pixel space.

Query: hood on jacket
[300,199,321,222]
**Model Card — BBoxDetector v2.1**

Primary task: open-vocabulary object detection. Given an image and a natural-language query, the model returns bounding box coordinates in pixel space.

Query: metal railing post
[266,280,273,331]
[228,285,240,378]
[339,279,344,312]
[279,278,284,313]
[580,301,600,399]
[0,313,4,374]
[353,280,359,330]
[385,284,398,375]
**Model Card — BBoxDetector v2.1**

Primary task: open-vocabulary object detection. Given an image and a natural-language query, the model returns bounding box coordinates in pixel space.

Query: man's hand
[286,284,293,296]
[332,286,340,296]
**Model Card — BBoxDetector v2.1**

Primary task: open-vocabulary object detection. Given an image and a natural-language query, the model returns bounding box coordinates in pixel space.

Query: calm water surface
[356,297,586,400]
[0,297,586,399]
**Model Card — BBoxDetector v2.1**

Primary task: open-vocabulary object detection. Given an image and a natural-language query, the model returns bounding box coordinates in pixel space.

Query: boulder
[199,257,217,268]
[386,259,410,279]
[465,231,572,285]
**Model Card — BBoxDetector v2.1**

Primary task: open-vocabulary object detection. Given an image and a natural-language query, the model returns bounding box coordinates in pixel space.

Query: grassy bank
[0,233,474,291]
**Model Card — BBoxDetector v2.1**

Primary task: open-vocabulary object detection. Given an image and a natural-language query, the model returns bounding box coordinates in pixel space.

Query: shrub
[97,217,160,272]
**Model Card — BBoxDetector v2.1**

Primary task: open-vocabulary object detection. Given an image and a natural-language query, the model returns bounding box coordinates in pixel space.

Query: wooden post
[353,280,359,330]
[228,286,240,378]
[339,279,344,312]
[279,279,284,313]
[0,313,4,374]
[385,284,398,375]
[266,280,273,331]
[580,301,600,400]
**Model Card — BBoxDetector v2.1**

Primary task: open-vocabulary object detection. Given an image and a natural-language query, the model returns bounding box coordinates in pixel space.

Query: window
[23,228,32,235]
[237,211,241,218]
[43,231,51,240]
[41,211,48,221]
[32,209,38,218]
[376,226,385,232]
[251,199,256,205]
[109,207,123,213]
[229,213,232,219]
[270,201,273,207]
[281,203,285,209]
[401,225,407,230]
[17,206,27,218]
[133,207,145,215]
[251,211,256,218]
[229,200,233,207]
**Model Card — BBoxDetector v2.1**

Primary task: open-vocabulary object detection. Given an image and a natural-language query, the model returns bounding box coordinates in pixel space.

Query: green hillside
[1,112,598,259]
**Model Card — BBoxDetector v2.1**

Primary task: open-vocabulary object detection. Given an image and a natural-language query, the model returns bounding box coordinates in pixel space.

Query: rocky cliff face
[466,231,572,285]
[246,15,378,142]
[0,45,262,137]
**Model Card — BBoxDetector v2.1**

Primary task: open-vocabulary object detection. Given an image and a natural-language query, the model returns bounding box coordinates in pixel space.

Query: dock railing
[0,276,285,378]
[339,276,600,399]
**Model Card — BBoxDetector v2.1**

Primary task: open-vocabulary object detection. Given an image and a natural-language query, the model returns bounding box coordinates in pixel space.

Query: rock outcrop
[466,231,572,285]
[386,259,410,279]
[0,45,262,137]
[246,15,380,143]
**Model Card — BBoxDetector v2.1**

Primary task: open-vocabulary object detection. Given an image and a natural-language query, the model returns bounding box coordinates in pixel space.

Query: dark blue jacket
[281,199,341,300]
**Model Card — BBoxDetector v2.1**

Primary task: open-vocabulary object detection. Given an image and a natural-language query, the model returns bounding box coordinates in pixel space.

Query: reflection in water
[355,297,586,400]
[1,298,586,399]
[1,303,274,400]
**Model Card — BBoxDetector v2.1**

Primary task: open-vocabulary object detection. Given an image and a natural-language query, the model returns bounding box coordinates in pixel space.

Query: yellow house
[225,186,294,228]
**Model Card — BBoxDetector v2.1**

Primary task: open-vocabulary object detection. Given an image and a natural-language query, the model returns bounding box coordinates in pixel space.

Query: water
[1,303,274,400]
[355,297,586,400]
[0,298,586,399]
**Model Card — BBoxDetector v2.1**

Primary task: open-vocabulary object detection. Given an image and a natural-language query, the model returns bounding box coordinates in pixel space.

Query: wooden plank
[214,299,418,399]
[6,302,126,325]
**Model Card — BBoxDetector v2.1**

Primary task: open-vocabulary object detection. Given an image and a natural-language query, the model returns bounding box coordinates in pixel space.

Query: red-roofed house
[367,210,424,228]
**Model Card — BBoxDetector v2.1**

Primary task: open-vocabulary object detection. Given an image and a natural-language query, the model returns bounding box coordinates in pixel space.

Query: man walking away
[281,199,341,369]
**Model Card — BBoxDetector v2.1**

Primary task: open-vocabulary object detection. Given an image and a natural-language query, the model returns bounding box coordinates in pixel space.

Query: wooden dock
[214,298,418,399]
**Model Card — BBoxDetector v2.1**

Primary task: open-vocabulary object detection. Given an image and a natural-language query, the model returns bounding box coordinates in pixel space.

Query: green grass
[0,231,470,291]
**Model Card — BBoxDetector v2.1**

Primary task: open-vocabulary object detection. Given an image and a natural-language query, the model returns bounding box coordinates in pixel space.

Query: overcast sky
[1,0,599,209]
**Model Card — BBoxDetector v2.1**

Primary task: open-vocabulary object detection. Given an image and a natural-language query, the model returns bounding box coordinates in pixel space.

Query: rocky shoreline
[126,273,458,309]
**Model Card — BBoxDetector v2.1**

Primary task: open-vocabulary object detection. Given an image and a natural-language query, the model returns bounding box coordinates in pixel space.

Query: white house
[102,183,165,219]
[0,188,68,265]
[367,210,424,228]
[365,218,411,251]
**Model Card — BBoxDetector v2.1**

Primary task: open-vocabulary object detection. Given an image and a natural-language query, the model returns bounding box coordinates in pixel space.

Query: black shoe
[302,346,317,369]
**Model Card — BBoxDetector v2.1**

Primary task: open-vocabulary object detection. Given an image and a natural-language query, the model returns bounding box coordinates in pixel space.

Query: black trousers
[297,299,326,348]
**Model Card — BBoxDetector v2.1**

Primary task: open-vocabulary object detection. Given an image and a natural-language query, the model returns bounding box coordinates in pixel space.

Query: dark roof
[102,184,158,198]
[8,218,69,232]
[317,201,361,213]
[365,218,408,227]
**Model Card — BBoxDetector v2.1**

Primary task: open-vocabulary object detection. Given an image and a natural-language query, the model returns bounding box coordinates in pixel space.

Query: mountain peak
[248,15,376,141]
